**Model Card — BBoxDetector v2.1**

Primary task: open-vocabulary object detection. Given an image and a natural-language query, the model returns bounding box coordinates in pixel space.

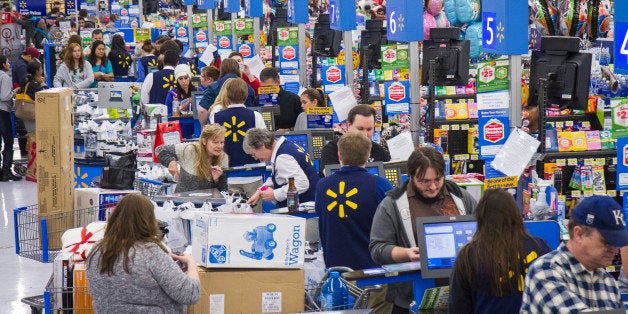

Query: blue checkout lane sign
[615,17,628,74]
[329,0,356,31]
[386,0,423,42]
[223,0,239,13]
[244,0,262,17]
[286,0,308,24]
[197,0,217,9]
[481,0,528,55]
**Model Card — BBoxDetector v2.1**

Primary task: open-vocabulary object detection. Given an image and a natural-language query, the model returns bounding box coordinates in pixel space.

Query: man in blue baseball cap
[521,195,628,313]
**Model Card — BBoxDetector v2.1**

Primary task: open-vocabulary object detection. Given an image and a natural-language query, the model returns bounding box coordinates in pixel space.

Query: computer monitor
[278,131,311,154]
[383,160,409,188]
[97,82,142,108]
[421,28,470,86]
[416,215,477,279]
[313,13,343,57]
[251,106,278,131]
[309,129,336,160]
[325,162,385,177]
[191,76,201,90]
[191,91,205,120]
[359,19,387,70]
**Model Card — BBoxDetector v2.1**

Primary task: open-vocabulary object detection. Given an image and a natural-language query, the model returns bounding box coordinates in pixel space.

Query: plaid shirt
[520,243,622,313]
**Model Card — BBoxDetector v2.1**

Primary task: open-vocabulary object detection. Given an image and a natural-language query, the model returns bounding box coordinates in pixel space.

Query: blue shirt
[199,73,257,110]
[315,166,393,270]
[89,59,113,88]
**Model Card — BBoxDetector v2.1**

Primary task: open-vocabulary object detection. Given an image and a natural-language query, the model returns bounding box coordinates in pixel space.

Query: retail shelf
[433,94,476,100]
[432,118,478,126]
[540,150,616,161]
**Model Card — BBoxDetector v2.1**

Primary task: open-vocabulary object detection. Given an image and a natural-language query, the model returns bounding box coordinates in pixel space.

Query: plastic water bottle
[320,271,349,310]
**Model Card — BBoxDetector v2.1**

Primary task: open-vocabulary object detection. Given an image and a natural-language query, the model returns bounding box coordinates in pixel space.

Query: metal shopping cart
[304,266,382,312]
[134,177,172,198]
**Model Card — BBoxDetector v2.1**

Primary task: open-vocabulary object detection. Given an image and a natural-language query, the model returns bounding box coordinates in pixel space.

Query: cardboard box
[74,188,140,225]
[192,213,306,269]
[72,262,93,313]
[188,268,304,314]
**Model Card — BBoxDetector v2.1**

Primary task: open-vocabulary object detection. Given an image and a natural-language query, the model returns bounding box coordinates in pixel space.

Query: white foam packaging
[191,212,306,269]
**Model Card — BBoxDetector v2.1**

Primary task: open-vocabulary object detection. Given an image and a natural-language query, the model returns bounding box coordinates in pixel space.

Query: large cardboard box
[191,213,306,269]
[74,188,140,226]
[188,268,304,314]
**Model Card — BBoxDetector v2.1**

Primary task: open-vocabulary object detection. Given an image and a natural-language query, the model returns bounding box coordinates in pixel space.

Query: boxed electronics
[188,268,304,314]
[36,88,75,247]
[191,212,306,269]
[74,188,140,225]
[144,104,168,129]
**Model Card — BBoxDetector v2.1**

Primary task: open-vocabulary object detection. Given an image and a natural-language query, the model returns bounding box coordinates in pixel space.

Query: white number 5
[485,16,494,45]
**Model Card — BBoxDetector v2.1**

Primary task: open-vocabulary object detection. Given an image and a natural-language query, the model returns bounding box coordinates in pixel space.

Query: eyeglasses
[413,175,444,187]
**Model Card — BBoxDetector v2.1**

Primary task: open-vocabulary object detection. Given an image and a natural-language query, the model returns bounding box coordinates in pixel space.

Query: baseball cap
[571,195,628,247]
[25,47,40,59]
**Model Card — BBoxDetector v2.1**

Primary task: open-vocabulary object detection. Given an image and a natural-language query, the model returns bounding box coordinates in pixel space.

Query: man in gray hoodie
[369,146,476,312]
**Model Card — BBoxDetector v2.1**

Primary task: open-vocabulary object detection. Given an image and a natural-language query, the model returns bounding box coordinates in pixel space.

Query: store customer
[369,146,476,313]
[199,66,219,91]
[449,189,551,314]
[0,55,21,181]
[87,40,114,88]
[53,42,94,89]
[244,128,319,208]
[87,194,200,313]
[228,51,260,95]
[108,34,132,78]
[156,124,228,193]
[165,64,196,117]
[294,88,326,131]
[18,61,47,134]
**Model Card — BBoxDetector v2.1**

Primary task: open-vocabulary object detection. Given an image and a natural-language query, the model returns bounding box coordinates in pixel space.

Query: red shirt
[242,74,261,96]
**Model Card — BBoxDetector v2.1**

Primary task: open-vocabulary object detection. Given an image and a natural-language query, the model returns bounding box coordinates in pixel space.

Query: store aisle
[0,180,52,313]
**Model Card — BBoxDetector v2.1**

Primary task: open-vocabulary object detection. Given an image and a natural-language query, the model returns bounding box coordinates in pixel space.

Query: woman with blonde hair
[207,77,232,122]
[87,194,200,313]
[156,124,229,192]
[53,42,94,88]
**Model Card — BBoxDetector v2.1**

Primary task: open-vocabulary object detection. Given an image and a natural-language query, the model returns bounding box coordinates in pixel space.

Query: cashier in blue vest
[244,128,319,208]
[140,50,179,105]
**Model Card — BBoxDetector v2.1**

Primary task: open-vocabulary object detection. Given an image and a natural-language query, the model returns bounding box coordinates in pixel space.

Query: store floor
[0,179,51,313]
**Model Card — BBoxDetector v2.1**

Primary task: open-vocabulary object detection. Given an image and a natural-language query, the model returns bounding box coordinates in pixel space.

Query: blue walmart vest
[149,69,175,104]
[271,140,319,207]
[214,107,257,167]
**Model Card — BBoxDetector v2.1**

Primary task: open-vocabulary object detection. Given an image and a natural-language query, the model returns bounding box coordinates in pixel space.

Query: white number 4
[621,29,628,56]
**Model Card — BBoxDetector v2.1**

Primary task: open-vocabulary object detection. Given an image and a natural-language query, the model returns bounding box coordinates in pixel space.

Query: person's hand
[406,247,420,261]
[168,160,179,181]
[170,253,196,273]
[260,187,275,201]
[246,190,262,205]
[210,165,223,181]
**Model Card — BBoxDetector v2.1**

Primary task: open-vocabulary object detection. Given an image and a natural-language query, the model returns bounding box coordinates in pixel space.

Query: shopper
[140,50,179,105]
[0,56,21,181]
[156,124,228,193]
[18,61,47,133]
[521,195,628,313]
[11,47,40,158]
[244,128,319,208]
[199,66,219,91]
[369,146,477,312]
[294,88,326,131]
[259,67,302,131]
[53,42,94,89]
[211,78,266,167]
[228,52,260,95]
[108,34,132,77]
[206,80,231,124]
[449,189,551,314]
[86,194,200,313]
[198,59,257,124]
[87,40,114,88]
[137,39,158,82]
[83,29,109,56]
[165,64,196,117]
[320,105,390,176]
[316,131,393,313]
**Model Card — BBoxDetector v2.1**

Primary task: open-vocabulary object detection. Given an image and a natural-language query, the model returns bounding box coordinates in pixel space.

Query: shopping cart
[21,274,93,314]
[134,177,171,198]
[304,266,382,312]
[14,205,103,263]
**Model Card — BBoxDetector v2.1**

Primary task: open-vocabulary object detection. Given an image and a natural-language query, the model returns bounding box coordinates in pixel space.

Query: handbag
[100,150,137,190]
[14,82,36,121]
[153,121,182,162]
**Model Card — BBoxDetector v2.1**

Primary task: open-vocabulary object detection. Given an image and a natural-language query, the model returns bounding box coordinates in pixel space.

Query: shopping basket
[134,177,171,198]
[41,273,92,314]
[14,205,103,263]
[304,266,382,311]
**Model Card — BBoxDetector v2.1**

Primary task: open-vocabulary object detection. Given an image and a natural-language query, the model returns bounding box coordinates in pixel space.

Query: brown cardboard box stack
[188,268,304,314]
[36,88,75,249]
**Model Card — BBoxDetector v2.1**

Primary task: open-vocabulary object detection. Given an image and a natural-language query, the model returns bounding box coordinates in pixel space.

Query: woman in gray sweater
[53,42,94,89]
[156,124,229,193]
[87,194,200,313]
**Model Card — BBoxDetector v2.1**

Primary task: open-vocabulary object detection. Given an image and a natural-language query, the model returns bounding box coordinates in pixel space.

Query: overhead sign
[223,0,239,13]
[197,0,217,9]
[615,7,628,74]
[244,0,262,17]
[386,0,423,42]
[482,0,528,54]
[18,0,45,16]
[286,0,308,24]
[329,0,356,31]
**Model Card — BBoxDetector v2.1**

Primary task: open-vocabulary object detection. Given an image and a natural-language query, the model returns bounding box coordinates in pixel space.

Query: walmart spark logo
[74,167,89,188]
[223,116,246,142]
[187,62,197,76]
[119,55,131,68]
[148,58,158,67]
[326,181,358,218]
[162,74,175,90]
[296,146,313,165]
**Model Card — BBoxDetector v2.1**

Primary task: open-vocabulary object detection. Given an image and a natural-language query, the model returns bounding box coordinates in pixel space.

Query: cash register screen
[416,215,477,278]
[281,134,309,154]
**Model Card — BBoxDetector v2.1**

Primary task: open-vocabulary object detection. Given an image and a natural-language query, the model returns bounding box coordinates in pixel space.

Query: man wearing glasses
[521,195,628,313]
[369,146,477,313]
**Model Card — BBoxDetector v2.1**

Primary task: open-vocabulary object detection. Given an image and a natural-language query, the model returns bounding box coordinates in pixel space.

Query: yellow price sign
[484,176,518,189]
[306,107,333,115]
[258,86,280,94]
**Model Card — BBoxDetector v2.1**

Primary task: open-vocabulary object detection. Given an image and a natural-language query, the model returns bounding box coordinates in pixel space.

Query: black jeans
[0,109,14,170]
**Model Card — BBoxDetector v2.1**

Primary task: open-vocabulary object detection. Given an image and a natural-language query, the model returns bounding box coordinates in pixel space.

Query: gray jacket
[0,70,13,112]
[369,179,477,309]
[53,61,94,89]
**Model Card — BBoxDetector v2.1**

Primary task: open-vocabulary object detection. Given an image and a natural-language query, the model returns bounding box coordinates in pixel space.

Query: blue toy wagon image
[239,223,277,260]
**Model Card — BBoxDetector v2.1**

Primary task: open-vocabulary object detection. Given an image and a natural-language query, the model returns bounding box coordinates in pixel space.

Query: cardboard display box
[191,213,306,269]
[74,188,140,226]
[188,268,304,314]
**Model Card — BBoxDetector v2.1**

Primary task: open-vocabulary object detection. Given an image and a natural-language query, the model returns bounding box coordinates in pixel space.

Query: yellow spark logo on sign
[326,181,358,218]
[223,116,247,142]
[162,74,175,90]
[74,167,90,188]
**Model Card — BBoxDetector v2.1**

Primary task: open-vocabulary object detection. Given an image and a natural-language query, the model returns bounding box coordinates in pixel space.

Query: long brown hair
[63,42,86,73]
[88,194,167,275]
[87,40,108,66]
[185,124,226,181]
[455,189,540,296]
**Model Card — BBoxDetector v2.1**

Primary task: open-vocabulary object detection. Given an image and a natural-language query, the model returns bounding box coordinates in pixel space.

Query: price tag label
[461,124,469,130]
[595,158,606,166]
[244,0,261,17]
[567,158,578,166]
[286,0,308,23]
[481,0,528,54]
[441,125,450,131]
[329,0,356,31]
[615,11,628,75]
[584,158,594,166]
[608,190,617,197]
[451,124,460,131]
[556,159,566,166]
[572,190,581,198]
[386,0,423,42]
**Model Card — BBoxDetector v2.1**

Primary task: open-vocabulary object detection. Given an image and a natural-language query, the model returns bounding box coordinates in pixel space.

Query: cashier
[156,124,229,193]
[243,128,319,207]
